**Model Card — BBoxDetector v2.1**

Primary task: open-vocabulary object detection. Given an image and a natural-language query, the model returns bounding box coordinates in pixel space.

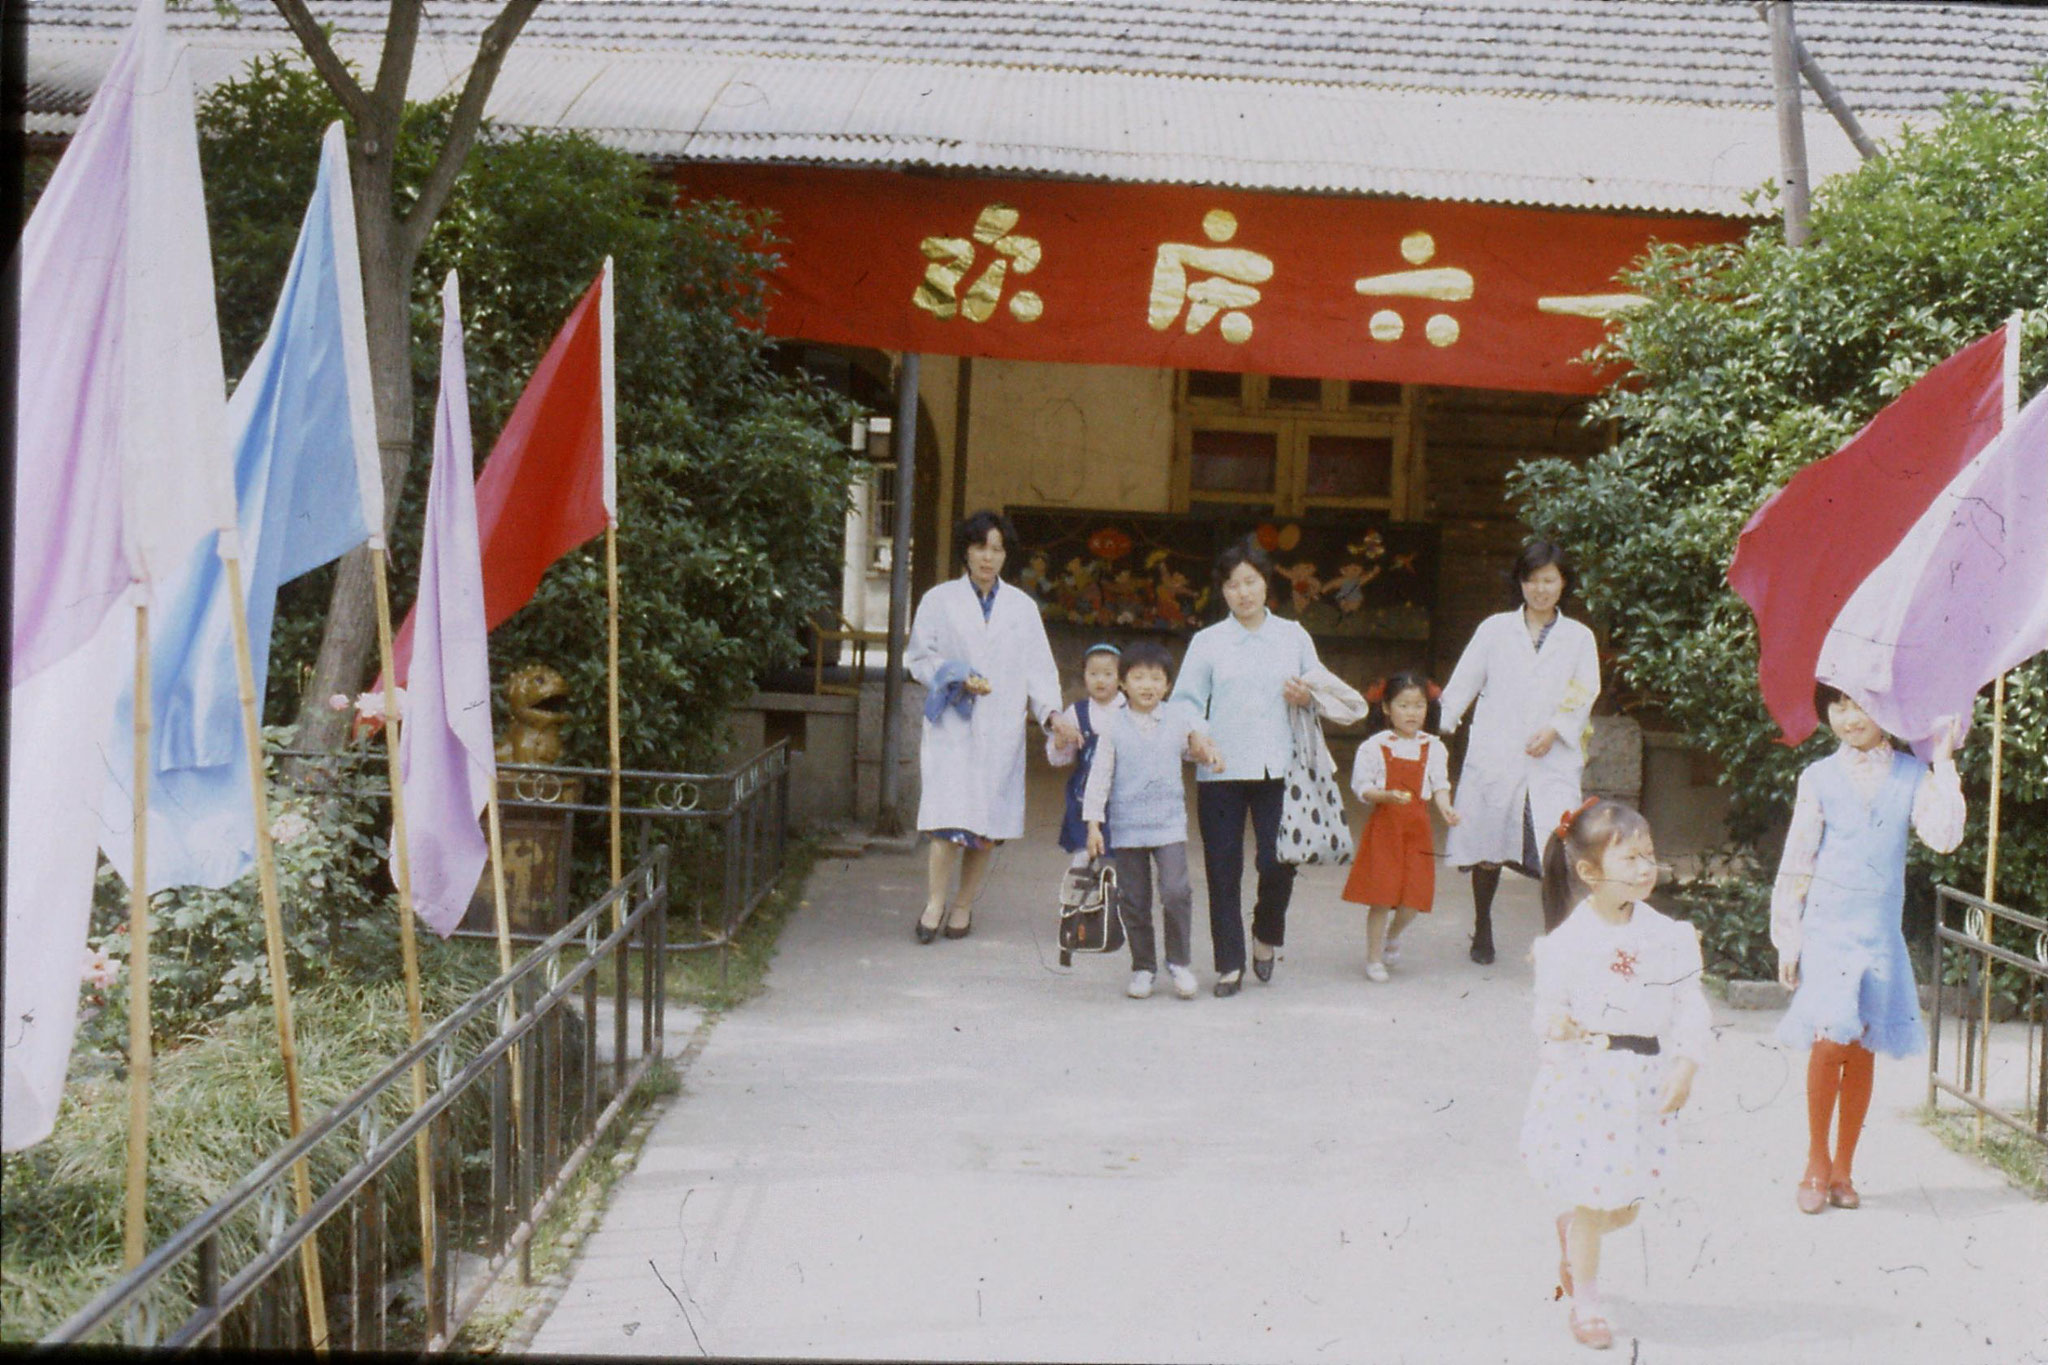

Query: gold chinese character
[913,204,1044,323]
[1353,231,1473,347]
[1148,210,1273,345]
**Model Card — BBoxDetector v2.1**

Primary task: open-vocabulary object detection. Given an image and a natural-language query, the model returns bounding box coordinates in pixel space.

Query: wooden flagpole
[370,546,436,1325]
[484,787,525,1145]
[600,257,624,933]
[122,599,153,1272]
[220,551,328,1349]
[1976,310,2023,1141]
[606,523,623,926]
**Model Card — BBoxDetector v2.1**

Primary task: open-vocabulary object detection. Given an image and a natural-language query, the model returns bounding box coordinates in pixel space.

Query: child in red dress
[1340,671,1459,981]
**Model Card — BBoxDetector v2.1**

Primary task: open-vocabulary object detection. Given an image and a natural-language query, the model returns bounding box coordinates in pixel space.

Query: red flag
[386,261,616,687]
[1727,325,2007,745]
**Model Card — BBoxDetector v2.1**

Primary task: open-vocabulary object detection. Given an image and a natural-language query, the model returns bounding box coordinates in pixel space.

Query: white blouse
[1348,729,1450,800]
[1768,743,1965,961]
[1531,900,1713,1065]
[1045,694,1126,767]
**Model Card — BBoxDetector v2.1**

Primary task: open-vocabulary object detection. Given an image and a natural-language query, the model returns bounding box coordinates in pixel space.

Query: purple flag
[1818,328,2048,755]
[397,272,498,937]
[6,0,234,1151]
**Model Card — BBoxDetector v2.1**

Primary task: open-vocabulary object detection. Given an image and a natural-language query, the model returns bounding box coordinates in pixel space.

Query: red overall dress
[1340,739,1436,910]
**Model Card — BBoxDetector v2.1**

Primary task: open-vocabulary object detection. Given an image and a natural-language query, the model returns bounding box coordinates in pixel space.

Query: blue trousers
[1196,778,1294,976]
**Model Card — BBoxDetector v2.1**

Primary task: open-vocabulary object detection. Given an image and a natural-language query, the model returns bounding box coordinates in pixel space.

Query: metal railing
[284,741,792,958]
[44,848,673,1352]
[1927,884,2048,1148]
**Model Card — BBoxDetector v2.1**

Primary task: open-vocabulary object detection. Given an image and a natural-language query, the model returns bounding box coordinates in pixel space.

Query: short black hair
[1213,535,1274,590]
[954,509,1022,570]
[1120,639,1175,679]
[1506,540,1575,608]
[1813,680,1848,716]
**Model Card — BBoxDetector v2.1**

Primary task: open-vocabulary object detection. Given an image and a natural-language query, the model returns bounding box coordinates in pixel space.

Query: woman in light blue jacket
[1171,538,1321,997]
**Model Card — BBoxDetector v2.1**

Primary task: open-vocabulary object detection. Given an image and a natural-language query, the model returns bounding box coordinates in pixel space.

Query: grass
[1923,1105,2048,1199]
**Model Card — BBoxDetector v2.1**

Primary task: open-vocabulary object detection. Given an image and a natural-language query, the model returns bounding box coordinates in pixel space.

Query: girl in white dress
[1439,542,1600,965]
[1519,799,1710,1351]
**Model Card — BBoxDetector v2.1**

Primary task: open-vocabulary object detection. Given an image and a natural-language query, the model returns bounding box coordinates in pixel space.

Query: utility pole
[1753,1,1879,161]
[1767,2,1813,246]
[875,352,921,834]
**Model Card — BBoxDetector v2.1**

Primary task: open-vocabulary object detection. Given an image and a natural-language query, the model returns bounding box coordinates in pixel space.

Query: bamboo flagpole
[484,786,525,1145]
[122,600,152,1272]
[370,546,436,1325]
[218,543,328,1350]
[1974,310,2023,1141]
[600,256,623,931]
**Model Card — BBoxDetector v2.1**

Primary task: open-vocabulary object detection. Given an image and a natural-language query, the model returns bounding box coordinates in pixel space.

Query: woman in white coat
[905,510,1080,942]
[1438,542,1600,965]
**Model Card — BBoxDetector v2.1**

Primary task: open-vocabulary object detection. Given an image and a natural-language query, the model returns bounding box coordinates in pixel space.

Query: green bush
[80,733,396,1053]
[1663,869,1777,982]
[1508,84,2048,913]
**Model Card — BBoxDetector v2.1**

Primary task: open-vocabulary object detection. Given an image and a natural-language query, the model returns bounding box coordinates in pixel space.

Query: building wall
[958,359,1176,515]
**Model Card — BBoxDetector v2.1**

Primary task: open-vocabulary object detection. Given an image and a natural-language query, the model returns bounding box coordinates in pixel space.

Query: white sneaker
[1167,964,1198,999]
[1365,961,1391,983]
[1127,970,1155,999]
[1383,938,1403,964]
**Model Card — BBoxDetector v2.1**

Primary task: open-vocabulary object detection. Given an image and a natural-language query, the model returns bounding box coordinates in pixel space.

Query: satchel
[1056,859,1125,966]
[1278,706,1355,866]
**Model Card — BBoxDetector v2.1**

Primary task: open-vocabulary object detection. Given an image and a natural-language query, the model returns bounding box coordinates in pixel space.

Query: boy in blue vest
[1083,640,1225,999]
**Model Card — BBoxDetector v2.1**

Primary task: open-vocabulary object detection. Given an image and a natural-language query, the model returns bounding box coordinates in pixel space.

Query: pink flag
[1727,326,2008,744]
[397,273,497,937]
[1818,322,2048,755]
[5,0,235,1152]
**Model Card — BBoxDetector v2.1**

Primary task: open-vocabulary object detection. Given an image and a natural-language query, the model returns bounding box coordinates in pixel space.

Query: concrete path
[528,770,2047,1364]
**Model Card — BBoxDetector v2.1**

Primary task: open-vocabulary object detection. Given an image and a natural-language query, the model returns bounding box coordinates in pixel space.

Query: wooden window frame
[1172,374,1423,518]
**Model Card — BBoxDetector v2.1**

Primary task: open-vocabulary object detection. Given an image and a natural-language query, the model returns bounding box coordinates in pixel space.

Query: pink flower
[328,693,353,712]
[269,811,313,845]
[81,948,118,989]
[353,687,405,721]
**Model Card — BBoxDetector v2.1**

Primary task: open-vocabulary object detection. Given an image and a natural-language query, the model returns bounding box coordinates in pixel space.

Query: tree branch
[394,0,544,263]
[370,0,421,122]
[267,0,369,124]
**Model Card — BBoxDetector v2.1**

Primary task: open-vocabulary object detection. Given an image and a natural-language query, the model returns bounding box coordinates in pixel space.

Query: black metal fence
[44,848,672,1351]
[1927,884,2048,1148]
[284,741,791,958]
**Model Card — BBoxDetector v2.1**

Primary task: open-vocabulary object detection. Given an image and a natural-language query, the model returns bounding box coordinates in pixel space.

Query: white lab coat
[1438,609,1600,868]
[906,575,1065,840]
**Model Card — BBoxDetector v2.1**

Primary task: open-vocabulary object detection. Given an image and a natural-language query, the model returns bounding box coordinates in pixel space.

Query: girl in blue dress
[1770,683,1964,1214]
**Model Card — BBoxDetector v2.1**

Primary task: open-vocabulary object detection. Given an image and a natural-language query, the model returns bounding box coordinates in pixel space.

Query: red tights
[1805,1039,1876,1182]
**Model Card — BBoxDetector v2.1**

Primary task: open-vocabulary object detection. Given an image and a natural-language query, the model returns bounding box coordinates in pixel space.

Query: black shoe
[1251,951,1274,984]
[943,917,972,940]
[1469,933,1495,965]
[1213,971,1243,998]
[915,912,940,945]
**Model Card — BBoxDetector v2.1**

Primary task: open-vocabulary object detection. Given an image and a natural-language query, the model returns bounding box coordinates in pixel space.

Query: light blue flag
[101,122,385,890]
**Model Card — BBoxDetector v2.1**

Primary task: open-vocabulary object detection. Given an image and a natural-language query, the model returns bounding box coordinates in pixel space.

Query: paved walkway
[528,769,2047,1363]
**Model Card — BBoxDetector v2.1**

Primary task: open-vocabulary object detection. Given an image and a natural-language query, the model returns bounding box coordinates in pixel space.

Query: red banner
[675,165,1745,395]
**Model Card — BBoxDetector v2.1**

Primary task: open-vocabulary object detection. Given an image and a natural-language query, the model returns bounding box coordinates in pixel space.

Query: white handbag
[1278,706,1354,866]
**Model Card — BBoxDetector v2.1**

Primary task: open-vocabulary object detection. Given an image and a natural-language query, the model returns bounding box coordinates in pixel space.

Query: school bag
[1278,706,1355,866]
[1056,858,1125,965]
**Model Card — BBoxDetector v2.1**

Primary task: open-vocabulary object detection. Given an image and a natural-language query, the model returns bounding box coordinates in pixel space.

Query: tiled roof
[31,0,2048,109]
[23,2,2043,214]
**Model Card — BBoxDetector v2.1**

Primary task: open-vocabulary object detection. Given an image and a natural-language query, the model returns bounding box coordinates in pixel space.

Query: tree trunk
[291,135,418,749]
